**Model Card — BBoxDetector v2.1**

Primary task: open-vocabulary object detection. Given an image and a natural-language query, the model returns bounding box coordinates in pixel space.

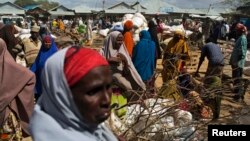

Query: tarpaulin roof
[0,2,25,15]
[49,5,75,16]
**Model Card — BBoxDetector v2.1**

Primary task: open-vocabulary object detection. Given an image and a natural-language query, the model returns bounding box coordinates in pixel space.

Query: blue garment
[30,36,57,97]
[132,30,156,81]
[200,42,224,66]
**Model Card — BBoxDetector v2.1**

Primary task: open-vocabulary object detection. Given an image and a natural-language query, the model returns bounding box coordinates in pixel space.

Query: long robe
[132,30,156,81]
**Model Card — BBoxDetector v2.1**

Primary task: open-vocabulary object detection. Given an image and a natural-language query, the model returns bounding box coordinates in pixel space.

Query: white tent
[189,14,224,21]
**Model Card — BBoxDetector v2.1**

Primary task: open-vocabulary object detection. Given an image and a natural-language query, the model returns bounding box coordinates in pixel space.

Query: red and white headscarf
[236,23,248,34]
[43,35,52,44]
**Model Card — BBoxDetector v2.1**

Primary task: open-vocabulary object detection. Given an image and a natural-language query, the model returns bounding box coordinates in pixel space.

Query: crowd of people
[0,12,249,140]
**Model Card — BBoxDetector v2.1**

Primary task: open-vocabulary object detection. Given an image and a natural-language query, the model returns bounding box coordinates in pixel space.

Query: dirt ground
[155,56,250,124]
[81,33,250,141]
[89,33,250,125]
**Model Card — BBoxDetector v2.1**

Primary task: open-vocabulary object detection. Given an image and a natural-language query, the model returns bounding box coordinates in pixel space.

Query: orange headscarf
[123,20,134,57]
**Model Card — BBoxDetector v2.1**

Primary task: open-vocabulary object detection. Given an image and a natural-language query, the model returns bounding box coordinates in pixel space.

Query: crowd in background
[0,12,249,140]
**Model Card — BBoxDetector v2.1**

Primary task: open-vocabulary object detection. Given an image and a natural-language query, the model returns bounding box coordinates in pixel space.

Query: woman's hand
[108,57,122,65]
[117,53,128,68]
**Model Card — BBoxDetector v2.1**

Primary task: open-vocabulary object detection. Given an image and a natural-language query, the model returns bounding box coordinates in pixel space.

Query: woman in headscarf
[162,29,190,83]
[58,19,65,31]
[0,24,21,59]
[148,20,162,61]
[30,35,58,100]
[123,20,134,57]
[30,47,119,141]
[132,30,156,90]
[101,31,146,91]
[100,31,145,117]
[0,38,35,140]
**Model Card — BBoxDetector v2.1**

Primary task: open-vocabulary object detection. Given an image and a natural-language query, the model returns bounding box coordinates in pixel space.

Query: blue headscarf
[30,35,57,97]
[132,30,156,81]
[110,24,124,33]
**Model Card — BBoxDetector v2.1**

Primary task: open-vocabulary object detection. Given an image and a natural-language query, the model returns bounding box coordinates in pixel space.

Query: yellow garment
[58,21,65,30]
[52,20,57,27]
[162,37,190,82]
[164,39,190,70]
[158,79,182,101]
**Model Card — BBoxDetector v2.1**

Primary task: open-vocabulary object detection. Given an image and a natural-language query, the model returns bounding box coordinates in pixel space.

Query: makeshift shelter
[105,2,136,15]
[237,2,250,15]
[49,5,75,19]
[129,1,146,13]
[26,7,50,21]
[73,5,102,19]
[189,14,224,21]
[0,2,25,15]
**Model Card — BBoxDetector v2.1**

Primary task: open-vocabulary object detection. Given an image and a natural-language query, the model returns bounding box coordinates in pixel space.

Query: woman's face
[70,66,112,127]
[114,34,123,50]
[173,34,181,41]
[43,40,51,49]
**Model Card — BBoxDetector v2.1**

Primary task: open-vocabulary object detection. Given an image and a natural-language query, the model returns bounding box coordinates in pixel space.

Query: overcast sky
[0,0,225,9]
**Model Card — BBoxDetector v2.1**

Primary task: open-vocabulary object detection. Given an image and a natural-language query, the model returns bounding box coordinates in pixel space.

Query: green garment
[203,76,222,119]
[230,35,248,68]
[111,93,127,118]
[77,24,86,34]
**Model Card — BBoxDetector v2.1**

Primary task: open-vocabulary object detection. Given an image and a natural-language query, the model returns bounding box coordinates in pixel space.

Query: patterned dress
[22,38,42,67]
[0,112,22,141]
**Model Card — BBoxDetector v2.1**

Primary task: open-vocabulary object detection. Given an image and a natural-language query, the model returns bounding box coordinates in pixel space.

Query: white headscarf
[29,47,118,141]
[100,31,146,90]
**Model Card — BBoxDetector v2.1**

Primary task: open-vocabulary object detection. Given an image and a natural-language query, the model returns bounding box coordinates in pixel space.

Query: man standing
[85,17,93,46]
[22,25,42,67]
[195,37,224,77]
[202,17,212,45]
[230,23,248,101]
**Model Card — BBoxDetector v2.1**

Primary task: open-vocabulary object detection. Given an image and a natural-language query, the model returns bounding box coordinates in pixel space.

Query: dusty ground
[155,56,250,124]
[154,53,250,140]
[89,33,250,125]
[85,34,250,140]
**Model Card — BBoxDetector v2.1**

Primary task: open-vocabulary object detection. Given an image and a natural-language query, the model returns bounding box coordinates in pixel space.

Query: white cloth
[100,31,146,90]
